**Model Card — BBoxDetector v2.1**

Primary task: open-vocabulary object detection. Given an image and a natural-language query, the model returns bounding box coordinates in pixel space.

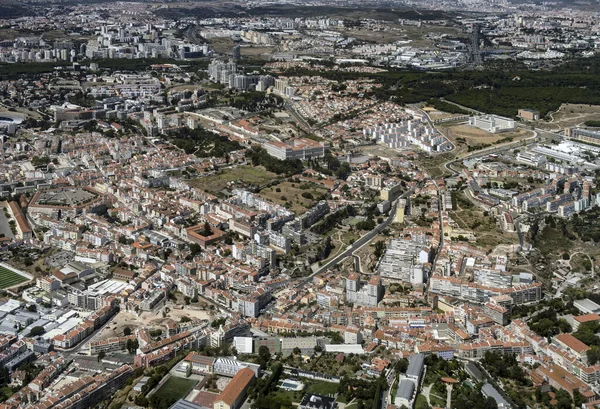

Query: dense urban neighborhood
[1,0,600,409]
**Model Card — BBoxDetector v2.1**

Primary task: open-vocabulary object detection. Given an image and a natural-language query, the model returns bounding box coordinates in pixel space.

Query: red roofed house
[554,333,591,365]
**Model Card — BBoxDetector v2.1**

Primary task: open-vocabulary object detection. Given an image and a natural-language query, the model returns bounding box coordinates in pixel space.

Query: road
[424,181,444,298]
[439,98,483,115]
[385,368,396,405]
[569,251,595,277]
[441,125,567,178]
[54,310,120,357]
[302,190,413,284]
[184,24,205,46]
[284,102,313,133]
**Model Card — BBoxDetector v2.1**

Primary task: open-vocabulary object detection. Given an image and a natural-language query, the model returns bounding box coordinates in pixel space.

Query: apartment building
[345,274,383,307]
[553,334,591,365]
[378,239,429,284]
[566,127,600,146]
[88,335,136,355]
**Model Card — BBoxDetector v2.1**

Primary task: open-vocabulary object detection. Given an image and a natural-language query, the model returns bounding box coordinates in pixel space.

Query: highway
[184,24,204,46]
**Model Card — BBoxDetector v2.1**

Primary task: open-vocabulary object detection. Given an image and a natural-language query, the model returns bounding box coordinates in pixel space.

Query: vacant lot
[439,123,532,147]
[339,28,409,44]
[209,38,274,59]
[97,308,211,341]
[189,166,278,194]
[0,265,28,289]
[543,103,600,131]
[426,109,457,121]
[153,376,197,403]
[413,152,457,178]
[0,29,19,40]
[450,192,518,250]
[259,180,329,215]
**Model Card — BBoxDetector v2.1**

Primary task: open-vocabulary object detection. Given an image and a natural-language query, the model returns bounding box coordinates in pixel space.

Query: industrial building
[469,115,516,133]
[264,138,329,161]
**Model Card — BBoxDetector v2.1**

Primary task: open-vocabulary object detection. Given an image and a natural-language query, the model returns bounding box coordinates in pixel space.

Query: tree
[180,316,191,323]
[126,338,139,354]
[415,395,430,409]
[554,389,572,409]
[97,351,106,362]
[258,345,271,369]
[201,221,212,237]
[395,358,409,373]
[588,345,600,365]
[483,396,497,409]
[293,347,301,355]
[573,389,585,407]
[314,345,323,353]
[0,365,9,387]
[374,241,386,259]
[28,326,45,337]
[123,327,132,336]
[189,243,202,256]
[336,162,351,180]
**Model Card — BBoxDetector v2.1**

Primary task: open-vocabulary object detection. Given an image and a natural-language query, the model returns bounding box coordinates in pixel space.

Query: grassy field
[306,380,339,396]
[0,266,28,289]
[413,152,456,178]
[152,376,197,403]
[259,181,329,215]
[188,166,278,194]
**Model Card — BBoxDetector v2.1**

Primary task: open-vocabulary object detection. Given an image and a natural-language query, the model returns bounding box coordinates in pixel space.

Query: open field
[450,192,518,250]
[543,103,600,131]
[306,380,338,396]
[438,123,533,146]
[353,233,389,273]
[356,143,409,160]
[425,109,457,121]
[239,45,277,58]
[0,29,19,40]
[0,265,29,289]
[339,28,410,44]
[208,38,274,59]
[188,166,278,194]
[401,25,465,47]
[259,180,329,215]
[340,24,465,48]
[153,376,197,403]
[413,152,457,178]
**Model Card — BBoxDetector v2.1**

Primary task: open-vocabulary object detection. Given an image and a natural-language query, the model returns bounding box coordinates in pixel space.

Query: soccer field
[0,265,28,289]
[152,376,197,404]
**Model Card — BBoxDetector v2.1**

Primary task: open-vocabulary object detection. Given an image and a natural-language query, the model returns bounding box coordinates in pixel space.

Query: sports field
[152,376,197,404]
[0,265,29,289]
